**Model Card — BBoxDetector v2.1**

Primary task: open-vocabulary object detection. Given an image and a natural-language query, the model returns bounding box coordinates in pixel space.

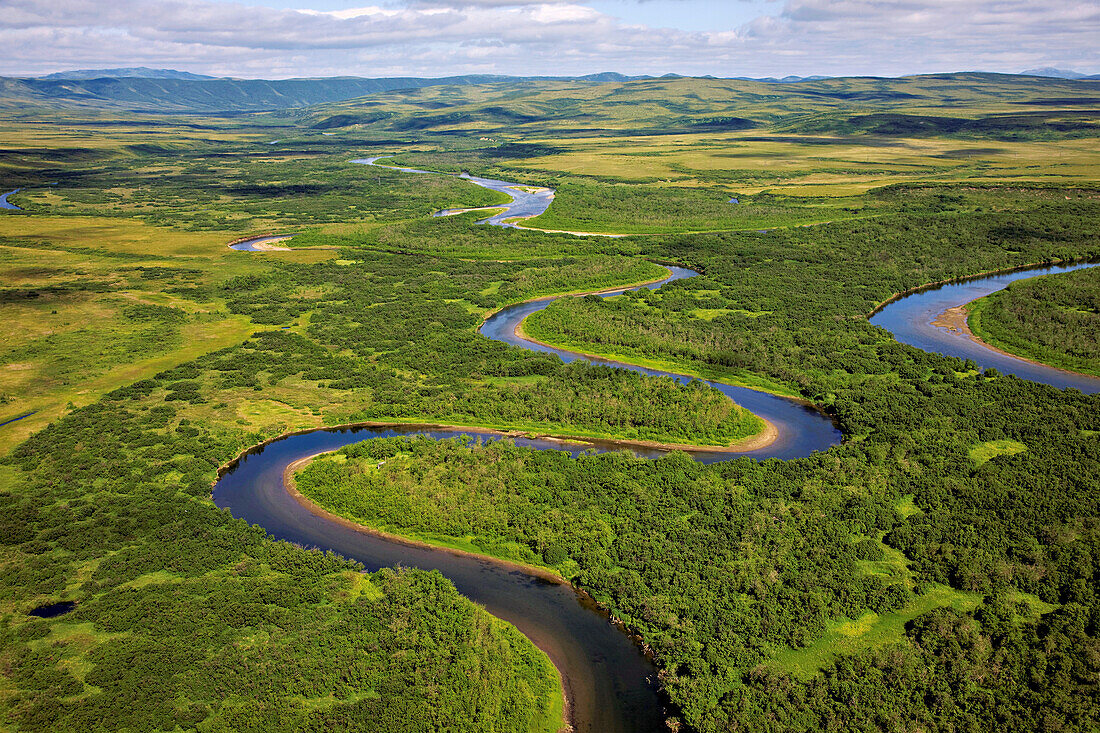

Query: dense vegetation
[291,184,1100,730]
[0,390,561,731]
[521,182,862,234]
[1,73,1099,733]
[525,186,1100,398]
[296,412,1100,731]
[968,266,1100,376]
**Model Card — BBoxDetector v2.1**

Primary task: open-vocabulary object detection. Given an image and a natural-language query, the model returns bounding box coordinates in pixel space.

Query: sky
[2,0,1098,79]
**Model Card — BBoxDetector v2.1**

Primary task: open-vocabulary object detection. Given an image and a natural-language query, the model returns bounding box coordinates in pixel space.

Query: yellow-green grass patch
[969,439,1027,468]
[770,584,984,680]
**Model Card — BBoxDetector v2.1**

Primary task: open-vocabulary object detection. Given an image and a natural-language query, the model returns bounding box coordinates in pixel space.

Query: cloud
[0,0,1096,78]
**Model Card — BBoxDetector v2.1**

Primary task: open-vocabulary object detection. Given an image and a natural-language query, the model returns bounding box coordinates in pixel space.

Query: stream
[0,188,22,210]
[216,160,1097,731]
[871,261,1100,394]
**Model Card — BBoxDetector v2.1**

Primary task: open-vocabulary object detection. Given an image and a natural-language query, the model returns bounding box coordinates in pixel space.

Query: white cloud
[0,0,1096,78]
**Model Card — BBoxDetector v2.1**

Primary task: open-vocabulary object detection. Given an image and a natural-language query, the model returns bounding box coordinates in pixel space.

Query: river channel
[871,261,1100,394]
[213,264,842,732]
[217,161,1097,731]
[0,189,22,210]
[352,156,555,227]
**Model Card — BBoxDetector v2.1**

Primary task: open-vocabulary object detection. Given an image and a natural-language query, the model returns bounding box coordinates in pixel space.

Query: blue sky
[586,1,775,32]
[2,0,1097,79]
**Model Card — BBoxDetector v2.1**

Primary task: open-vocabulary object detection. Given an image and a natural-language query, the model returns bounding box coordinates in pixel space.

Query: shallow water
[871,261,1100,393]
[1,189,22,210]
[228,235,291,251]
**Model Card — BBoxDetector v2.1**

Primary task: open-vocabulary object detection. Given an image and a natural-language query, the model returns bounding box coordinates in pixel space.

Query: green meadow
[0,71,1098,732]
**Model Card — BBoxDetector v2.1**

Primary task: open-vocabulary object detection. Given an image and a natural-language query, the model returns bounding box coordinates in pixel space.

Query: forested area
[7,137,509,232]
[1,99,1099,733]
[968,265,1100,376]
[0,389,562,730]
[525,186,1100,401]
[294,183,1100,730]
[522,182,863,234]
[201,253,761,446]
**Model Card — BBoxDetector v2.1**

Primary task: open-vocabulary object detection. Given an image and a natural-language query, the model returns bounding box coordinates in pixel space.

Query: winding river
[216,158,1098,730]
[1,188,22,210]
[214,425,671,732]
[871,261,1100,394]
[481,266,842,461]
[213,265,842,732]
[352,156,555,228]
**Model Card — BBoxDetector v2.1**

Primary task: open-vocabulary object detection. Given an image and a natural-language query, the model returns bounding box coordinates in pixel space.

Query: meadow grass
[969,439,1028,468]
[770,584,985,679]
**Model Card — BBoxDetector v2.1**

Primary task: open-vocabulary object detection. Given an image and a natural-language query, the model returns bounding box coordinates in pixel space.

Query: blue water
[352,156,555,228]
[0,411,36,428]
[228,235,292,251]
[29,601,75,618]
[213,265,839,731]
[1,189,22,210]
[480,265,842,460]
[214,424,671,733]
[871,262,1100,394]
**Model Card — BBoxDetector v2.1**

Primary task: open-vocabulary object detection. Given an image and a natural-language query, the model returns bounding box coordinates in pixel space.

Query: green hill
[296,72,1100,138]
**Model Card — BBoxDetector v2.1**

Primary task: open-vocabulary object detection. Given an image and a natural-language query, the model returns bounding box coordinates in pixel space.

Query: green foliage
[968,266,1100,376]
[2,76,1099,733]
[523,181,861,234]
[525,188,1100,398]
[208,254,760,445]
[0,388,561,732]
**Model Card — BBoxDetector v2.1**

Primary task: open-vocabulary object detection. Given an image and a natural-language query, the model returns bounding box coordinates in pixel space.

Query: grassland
[297,73,1100,235]
[0,72,1098,733]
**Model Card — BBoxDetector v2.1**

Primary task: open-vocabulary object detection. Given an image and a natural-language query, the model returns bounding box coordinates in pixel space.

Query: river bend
[1,189,22,210]
[352,156,555,227]
[213,265,842,731]
[871,261,1100,394]
[216,161,1098,731]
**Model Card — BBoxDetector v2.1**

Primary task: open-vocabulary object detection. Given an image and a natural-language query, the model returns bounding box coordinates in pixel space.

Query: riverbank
[474,264,677,325]
[513,319,778,452]
[515,312,800,399]
[867,256,1100,317]
[226,233,292,251]
[935,302,1100,380]
[284,451,574,731]
[869,259,1100,393]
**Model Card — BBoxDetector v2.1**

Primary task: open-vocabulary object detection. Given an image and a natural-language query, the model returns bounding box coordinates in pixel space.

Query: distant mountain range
[31,68,833,85]
[1021,67,1100,80]
[0,74,531,112]
[4,70,819,113]
[37,67,218,81]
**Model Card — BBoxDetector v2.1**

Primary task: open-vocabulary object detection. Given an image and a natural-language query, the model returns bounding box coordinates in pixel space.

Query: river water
[216,159,1097,731]
[214,424,673,732]
[228,235,291,251]
[0,189,22,210]
[481,265,842,461]
[213,266,841,732]
[351,156,555,227]
[871,261,1100,394]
